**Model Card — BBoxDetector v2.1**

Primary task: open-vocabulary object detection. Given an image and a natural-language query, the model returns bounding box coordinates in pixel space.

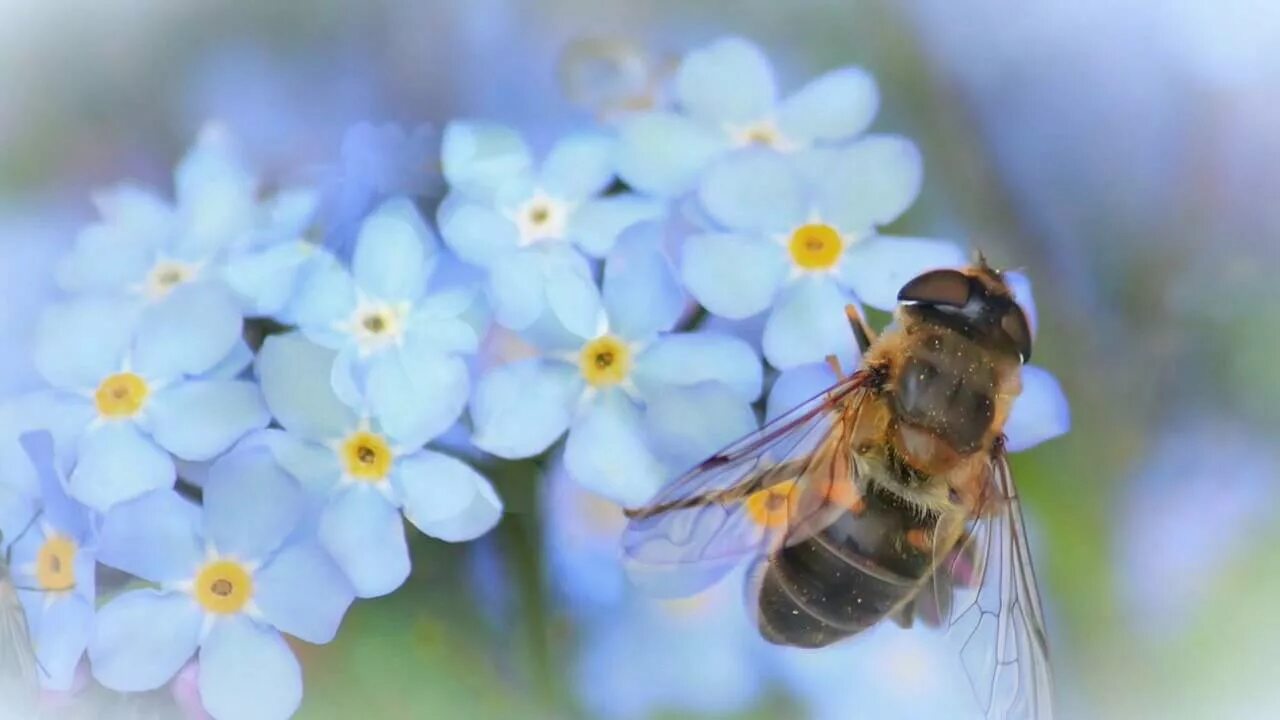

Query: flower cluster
[0,35,1070,719]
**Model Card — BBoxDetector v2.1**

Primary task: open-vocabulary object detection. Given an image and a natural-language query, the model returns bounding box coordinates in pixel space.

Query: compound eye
[1001,306,1033,362]
[897,269,972,308]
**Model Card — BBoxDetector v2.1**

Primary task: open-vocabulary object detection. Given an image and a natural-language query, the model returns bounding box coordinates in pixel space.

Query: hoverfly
[0,516,40,717]
[623,261,1053,719]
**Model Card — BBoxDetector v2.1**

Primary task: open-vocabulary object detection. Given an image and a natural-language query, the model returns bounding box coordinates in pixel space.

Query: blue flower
[30,294,269,512]
[255,332,502,598]
[542,463,772,719]
[3,431,96,692]
[318,122,442,260]
[470,223,762,505]
[616,36,880,197]
[682,144,967,369]
[88,446,354,720]
[290,198,480,446]
[438,121,663,337]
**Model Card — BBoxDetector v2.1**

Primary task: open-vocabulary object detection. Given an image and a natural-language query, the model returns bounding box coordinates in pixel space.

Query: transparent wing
[937,447,1054,720]
[622,371,874,598]
[0,579,38,714]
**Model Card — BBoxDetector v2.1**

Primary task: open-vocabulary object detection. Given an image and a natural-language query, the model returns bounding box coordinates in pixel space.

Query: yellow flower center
[193,560,254,615]
[514,193,568,246]
[579,335,631,387]
[145,261,196,299]
[35,535,77,592]
[788,224,843,271]
[94,372,149,418]
[745,480,798,529]
[341,431,394,482]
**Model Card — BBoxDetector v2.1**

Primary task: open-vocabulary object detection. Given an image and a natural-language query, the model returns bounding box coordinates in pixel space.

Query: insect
[0,517,40,717]
[623,260,1052,719]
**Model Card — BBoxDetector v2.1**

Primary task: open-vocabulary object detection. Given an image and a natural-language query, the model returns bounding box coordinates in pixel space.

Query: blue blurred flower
[470,224,762,505]
[290,197,479,446]
[616,36,880,197]
[437,120,662,336]
[30,295,268,512]
[542,462,771,719]
[319,122,442,260]
[683,144,966,369]
[256,332,502,598]
[3,431,96,692]
[88,446,354,720]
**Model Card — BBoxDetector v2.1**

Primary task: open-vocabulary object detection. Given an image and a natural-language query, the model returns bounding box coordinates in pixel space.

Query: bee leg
[825,354,845,379]
[844,304,877,355]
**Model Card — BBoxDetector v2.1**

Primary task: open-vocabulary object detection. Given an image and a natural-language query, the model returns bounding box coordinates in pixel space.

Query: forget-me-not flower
[438,121,662,337]
[4,431,96,692]
[290,198,479,447]
[470,223,762,505]
[683,143,967,368]
[30,294,268,512]
[616,36,880,197]
[88,446,355,720]
[256,332,503,598]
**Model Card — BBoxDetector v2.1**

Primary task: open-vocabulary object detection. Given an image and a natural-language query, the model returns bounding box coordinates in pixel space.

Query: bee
[623,260,1052,719]
[0,518,39,717]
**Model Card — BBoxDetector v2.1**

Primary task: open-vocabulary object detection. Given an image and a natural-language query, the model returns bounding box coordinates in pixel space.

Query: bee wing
[936,449,1054,720]
[622,370,874,598]
[0,580,38,711]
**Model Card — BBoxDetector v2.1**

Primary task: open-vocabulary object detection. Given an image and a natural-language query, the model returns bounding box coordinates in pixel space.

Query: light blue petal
[766,363,840,422]
[698,149,806,233]
[1004,270,1039,338]
[257,429,341,497]
[542,246,603,340]
[262,186,320,239]
[33,297,137,391]
[838,235,968,311]
[814,135,923,231]
[97,489,202,582]
[173,128,257,260]
[437,195,520,268]
[676,37,777,125]
[146,380,269,461]
[776,67,879,145]
[567,195,665,258]
[395,450,502,541]
[471,359,581,459]
[539,133,617,201]
[319,487,409,598]
[69,422,175,512]
[602,222,686,341]
[366,351,469,448]
[199,616,302,720]
[256,334,356,441]
[643,381,758,474]
[564,392,665,506]
[418,251,486,319]
[441,121,532,199]
[352,198,430,303]
[616,112,728,197]
[223,242,312,317]
[255,540,354,644]
[58,222,154,293]
[18,430,90,542]
[198,338,254,381]
[88,589,201,692]
[1005,365,1071,452]
[329,344,365,410]
[31,595,93,692]
[133,283,243,381]
[288,255,357,346]
[761,277,857,369]
[633,333,762,401]
[204,446,302,561]
[404,312,480,356]
[487,248,547,331]
[681,232,787,319]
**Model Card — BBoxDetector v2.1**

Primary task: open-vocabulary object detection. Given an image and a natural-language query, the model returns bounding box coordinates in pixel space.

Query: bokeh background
[2,1,1278,718]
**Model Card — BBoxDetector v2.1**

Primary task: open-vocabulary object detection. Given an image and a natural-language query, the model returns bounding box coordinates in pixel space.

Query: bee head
[896,266,1033,362]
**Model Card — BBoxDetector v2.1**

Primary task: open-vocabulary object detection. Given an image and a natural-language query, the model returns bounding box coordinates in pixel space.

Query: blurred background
[2,1,1278,718]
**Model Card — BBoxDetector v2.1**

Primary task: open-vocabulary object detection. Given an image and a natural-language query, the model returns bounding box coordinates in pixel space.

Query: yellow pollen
[788,223,843,270]
[341,431,394,481]
[361,312,390,334]
[745,480,798,529]
[528,204,550,225]
[94,372,149,418]
[193,560,254,615]
[36,536,77,592]
[579,335,631,387]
